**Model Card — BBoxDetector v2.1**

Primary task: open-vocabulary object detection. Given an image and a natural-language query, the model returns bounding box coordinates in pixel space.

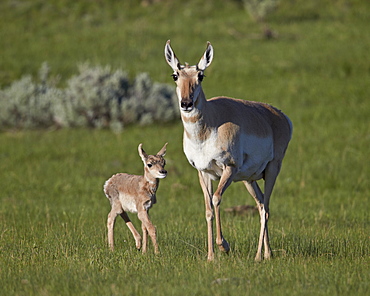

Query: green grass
[0,0,369,295]
[0,125,368,295]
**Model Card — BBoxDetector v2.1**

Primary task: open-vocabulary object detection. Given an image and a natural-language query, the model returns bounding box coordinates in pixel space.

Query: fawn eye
[147,163,153,168]
[198,72,205,82]
[171,73,178,81]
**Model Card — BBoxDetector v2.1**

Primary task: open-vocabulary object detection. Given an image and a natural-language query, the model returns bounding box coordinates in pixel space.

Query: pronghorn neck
[143,174,159,196]
[180,87,208,126]
[144,173,158,185]
[142,162,163,187]
[180,87,215,143]
[194,87,207,110]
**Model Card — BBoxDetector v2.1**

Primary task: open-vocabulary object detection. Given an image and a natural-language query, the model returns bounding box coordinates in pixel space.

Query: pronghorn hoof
[254,255,263,262]
[207,255,215,261]
[264,251,272,260]
[218,239,230,253]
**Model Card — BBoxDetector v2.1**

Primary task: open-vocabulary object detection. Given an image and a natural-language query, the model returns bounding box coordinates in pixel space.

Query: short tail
[103,179,111,199]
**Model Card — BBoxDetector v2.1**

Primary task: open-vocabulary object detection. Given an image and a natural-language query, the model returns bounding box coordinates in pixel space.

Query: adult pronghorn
[164,40,293,262]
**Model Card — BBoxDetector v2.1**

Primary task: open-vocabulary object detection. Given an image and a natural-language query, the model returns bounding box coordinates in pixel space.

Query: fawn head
[164,40,213,112]
[138,143,168,179]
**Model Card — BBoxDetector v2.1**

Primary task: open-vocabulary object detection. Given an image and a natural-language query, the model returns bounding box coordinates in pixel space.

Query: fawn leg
[120,212,142,250]
[138,209,159,254]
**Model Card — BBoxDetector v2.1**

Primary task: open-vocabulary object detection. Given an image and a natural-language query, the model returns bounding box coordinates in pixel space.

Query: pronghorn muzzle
[180,87,197,112]
[180,98,193,111]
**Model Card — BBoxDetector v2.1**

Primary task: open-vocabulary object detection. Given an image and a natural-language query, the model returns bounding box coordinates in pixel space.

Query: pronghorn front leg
[198,171,214,261]
[138,209,159,254]
[213,166,236,254]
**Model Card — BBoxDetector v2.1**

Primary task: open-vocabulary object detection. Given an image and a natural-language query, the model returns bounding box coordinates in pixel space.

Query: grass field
[0,0,369,295]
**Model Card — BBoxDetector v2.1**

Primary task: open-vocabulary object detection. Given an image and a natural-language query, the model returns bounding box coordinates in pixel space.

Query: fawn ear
[138,143,148,161]
[157,142,168,157]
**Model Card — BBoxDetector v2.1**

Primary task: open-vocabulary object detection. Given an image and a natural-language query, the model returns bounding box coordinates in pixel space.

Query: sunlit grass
[0,124,368,295]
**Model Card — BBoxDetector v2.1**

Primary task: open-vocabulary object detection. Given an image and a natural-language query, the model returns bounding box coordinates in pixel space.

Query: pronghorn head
[164,40,213,112]
[138,143,168,179]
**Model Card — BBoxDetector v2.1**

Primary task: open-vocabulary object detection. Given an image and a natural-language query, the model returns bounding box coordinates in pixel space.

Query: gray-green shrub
[0,63,179,131]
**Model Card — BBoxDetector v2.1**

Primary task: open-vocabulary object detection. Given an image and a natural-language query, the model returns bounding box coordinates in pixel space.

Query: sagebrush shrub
[0,63,179,132]
[0,76,57,129]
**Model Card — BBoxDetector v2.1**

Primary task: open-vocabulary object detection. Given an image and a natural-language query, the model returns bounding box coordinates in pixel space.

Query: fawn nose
[160,169,167,175]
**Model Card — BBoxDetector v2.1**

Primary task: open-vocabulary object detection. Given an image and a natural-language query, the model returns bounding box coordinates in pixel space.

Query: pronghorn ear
[157,143,168,157]
[165,40,181,71]
[197,41,213,71]
[138,143,148,161]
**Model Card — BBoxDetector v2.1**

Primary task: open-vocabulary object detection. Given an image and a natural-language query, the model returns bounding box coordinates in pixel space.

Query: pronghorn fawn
[103,143,168,254]
[164,40,292,261]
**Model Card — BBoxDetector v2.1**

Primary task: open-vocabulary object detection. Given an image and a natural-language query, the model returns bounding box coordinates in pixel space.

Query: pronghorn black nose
[181,100,193,109]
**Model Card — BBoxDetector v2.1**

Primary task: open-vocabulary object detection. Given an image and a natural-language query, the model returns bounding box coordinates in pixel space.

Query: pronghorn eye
[171,74,178,81]
[198,72,205,82]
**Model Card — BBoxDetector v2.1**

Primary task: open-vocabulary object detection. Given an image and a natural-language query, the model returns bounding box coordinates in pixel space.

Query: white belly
[119,192,138,213]
[184,132,273,182]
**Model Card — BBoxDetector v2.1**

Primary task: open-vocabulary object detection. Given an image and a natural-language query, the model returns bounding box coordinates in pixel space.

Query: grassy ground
[0,0,369,295]
[0,126,368,295]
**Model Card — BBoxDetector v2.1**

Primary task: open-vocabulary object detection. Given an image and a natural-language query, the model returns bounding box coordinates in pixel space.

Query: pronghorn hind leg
[146,211,159,255]
[120,212,142,250]
[261,160,282,259]
[263,214,272,260]
[243,180,271,261]
[107,210,118,251]
[107,201,123,251]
